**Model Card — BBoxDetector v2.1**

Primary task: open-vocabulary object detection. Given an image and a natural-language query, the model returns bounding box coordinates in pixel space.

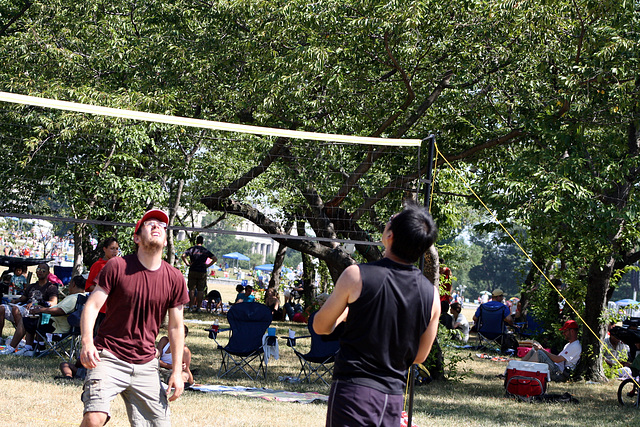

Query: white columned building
[236,220,277,263]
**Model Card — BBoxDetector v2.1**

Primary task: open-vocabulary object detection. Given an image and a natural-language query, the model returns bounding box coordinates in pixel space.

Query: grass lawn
[0,286,637,426]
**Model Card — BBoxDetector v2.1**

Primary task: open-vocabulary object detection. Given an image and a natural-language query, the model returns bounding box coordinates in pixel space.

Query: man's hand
[166,370,184,402]
[80,341,101,369]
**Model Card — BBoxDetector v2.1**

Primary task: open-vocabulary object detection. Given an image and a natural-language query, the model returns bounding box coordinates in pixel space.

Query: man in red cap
[521,319,581,381]
[79,209,189,426]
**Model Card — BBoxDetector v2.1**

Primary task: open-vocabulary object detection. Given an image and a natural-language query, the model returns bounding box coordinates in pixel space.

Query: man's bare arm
[313,265,361,335]
[166,305,185,402]
[414,287,441,364]
[79,287,108,369]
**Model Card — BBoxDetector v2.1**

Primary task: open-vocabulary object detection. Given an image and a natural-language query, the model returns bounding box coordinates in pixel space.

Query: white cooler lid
[507,360,550,374]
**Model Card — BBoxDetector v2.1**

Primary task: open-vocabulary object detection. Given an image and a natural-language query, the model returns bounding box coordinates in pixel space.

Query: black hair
[450,302,462,311]
[388,203,437,263]
[196,235,204,245]
[70,275,86,290]
[236,284,245,292]
[184,324,189,338]
[102,237,119,248]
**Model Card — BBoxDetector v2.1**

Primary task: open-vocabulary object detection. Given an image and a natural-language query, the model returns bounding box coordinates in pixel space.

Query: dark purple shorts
[326,380,403,427]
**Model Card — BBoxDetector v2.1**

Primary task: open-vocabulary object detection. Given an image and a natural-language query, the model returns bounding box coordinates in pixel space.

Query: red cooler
[505,360,550,398]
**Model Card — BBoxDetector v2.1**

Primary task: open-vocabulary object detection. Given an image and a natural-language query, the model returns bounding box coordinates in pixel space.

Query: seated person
[439,300,453,329]
[245,285,256,302]
[234,284,246,303]
[285,280,304,304]
[31,275,86,340]
[521,320,581,382]
[473,288,517,334]
[56,358,87,381]
[11,266,27,293]
[616,342,640,379]
[205,289,223,313]
[0,263,59,356]
[0,296,29,345]
[156,325,194,387]
[264,282,280,314]
[239,285,255,303]
[450,302,470,343]
[604,329,630,367]
[1,271,12,294]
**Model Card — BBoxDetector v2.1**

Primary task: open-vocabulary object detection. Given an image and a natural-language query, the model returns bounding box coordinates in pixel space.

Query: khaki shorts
[187,270,208,293]
[82,349,170,426]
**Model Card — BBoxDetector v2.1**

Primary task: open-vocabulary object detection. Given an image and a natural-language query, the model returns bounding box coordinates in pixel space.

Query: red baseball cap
[559,320,579,331]
[134,209,169,234]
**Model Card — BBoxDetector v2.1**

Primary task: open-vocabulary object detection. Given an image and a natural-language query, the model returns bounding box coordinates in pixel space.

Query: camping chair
[515,312,545,340]
[475,303,511,352]
[208,302,272,380]
[287,312,340,386]
[36,293,87,362]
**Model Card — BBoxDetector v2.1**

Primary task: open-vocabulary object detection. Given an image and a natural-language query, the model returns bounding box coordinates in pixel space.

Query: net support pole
[409,134,436,427]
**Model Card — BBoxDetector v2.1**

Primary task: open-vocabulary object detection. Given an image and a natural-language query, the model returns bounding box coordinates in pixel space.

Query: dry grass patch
[2,302,640,426]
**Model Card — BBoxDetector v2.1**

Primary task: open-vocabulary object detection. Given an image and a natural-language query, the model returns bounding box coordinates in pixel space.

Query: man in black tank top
[314,204,441,427]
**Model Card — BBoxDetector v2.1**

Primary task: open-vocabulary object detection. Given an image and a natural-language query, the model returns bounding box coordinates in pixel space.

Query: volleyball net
[0,91,424,246]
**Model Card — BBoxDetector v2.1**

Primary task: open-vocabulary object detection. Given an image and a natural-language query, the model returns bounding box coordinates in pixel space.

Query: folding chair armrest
[205,327,230,341]
[280,335,311,347]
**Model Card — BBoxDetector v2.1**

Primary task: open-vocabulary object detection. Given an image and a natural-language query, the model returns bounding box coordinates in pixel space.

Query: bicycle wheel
[617,378,640,407]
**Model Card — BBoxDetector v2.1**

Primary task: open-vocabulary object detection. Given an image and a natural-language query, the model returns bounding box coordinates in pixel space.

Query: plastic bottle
[212,319,219,333]
[9,284,15,296]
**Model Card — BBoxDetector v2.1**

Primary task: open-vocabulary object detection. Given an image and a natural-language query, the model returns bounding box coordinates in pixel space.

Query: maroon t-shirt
[95,254,189,364]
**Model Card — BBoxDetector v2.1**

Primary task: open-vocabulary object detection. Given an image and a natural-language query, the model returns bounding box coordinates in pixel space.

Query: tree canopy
[0,0,639,379]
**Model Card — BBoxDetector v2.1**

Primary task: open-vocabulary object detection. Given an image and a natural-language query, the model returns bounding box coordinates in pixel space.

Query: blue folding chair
[476,303,509,352]
[287,312,340,386]
[515,312,545,340]
[209,303,272,380]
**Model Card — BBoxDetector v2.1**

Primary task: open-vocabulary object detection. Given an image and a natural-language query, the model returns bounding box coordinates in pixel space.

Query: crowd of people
[0,225,76,264]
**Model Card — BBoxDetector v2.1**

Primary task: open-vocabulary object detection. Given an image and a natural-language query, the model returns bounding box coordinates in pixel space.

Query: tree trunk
[269,241,288,290]
[422,245,446,380]
[582,258,614,381]
[73,223,84,277]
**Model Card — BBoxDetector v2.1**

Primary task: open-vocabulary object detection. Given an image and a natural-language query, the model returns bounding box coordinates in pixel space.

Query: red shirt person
[85,237,119,334]
[80,210,189,426]
[439,259,452,304]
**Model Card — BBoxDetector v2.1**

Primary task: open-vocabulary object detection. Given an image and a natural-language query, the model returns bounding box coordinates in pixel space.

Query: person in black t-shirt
[314,204,440,426]
[181,235,217,312]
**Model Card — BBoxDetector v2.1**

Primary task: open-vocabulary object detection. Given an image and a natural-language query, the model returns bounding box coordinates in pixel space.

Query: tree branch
[204,137,287,201]
[0,1,32,37]
[326,70,454,209]
[351,128,524,221]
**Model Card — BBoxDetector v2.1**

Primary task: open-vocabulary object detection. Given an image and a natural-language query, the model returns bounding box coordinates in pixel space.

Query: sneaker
[0,345,16,355]
[14,347,35,357]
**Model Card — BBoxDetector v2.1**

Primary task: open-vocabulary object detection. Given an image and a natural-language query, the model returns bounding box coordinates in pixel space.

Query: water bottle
[212,319,219,333]
[9,284,15,296]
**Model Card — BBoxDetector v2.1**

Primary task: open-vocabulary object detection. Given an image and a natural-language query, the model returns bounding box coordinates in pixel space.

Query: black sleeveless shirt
[333,258,435,394]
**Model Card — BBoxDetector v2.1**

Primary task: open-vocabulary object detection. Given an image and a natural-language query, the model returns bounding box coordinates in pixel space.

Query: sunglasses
[143,220,167,229]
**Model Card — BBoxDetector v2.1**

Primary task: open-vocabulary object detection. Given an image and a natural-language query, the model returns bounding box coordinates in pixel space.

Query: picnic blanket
[190,384,328,404]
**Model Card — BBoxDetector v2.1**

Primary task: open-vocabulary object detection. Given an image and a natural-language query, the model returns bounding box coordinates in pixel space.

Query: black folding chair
[287,312,340,386]
[208,303,272,380]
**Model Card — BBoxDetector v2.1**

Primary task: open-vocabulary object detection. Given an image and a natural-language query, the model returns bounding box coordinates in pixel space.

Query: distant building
[175,210,278,263]
[236,219,277,263]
